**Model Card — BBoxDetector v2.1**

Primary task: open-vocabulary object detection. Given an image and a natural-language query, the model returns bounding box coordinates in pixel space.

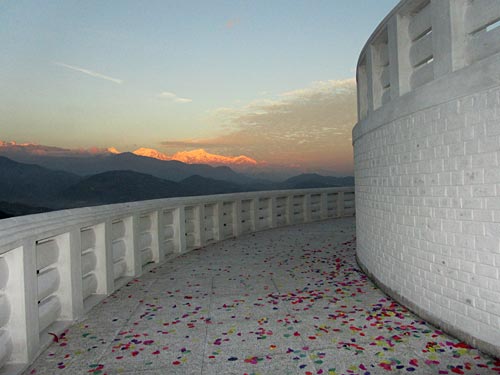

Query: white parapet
[354,0,500,359]
[0,187,354,374]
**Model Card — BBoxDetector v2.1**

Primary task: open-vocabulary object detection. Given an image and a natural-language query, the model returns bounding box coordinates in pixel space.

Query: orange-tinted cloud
[160,79,357,174]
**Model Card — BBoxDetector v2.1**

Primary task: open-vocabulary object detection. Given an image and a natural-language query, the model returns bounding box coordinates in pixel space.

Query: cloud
[159,92,176,99]
[174,97,192,103]
[159,91,192,104]
[160,79,357,173]
[280,79,355,99]
[53,62,123,84]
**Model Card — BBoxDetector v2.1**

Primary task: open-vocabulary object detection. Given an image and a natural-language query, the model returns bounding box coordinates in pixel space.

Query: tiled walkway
[25,218,500,375]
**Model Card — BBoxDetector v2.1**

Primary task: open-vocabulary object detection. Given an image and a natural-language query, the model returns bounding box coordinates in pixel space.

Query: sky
[0,0,399,174]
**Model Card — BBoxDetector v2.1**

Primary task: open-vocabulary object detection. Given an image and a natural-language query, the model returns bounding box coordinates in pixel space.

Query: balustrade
[0,187,354,374]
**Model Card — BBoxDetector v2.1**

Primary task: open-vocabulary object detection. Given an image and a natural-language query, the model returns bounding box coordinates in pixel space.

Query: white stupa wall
[353,0,500,357]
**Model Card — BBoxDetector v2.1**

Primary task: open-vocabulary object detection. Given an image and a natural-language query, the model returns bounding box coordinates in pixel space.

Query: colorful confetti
[24,218,500,375]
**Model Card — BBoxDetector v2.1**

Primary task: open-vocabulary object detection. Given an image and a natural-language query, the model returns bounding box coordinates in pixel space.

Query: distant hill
[0,155,354,218]
[0,156,81,207]
[60,170,188,206]
[180,175,245,195]
[60,171,246,207]
[280,173,354,189]
[3,152,258,185]
[0,156,250,210]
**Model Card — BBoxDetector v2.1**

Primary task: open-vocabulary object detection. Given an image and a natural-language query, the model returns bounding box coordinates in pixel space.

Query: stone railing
[354,0,500,358]
[0,187,354,374]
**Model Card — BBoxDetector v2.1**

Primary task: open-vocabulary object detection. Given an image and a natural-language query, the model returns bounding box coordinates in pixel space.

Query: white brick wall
[353,0,500,355]
[354,85,500,353]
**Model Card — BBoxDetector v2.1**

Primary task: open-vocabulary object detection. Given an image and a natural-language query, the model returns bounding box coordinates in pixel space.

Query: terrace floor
[25,217,500,375]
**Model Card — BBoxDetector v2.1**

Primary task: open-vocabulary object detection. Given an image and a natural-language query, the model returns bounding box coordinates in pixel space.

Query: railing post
[96,221,114,295]
[366,45,375,113]
[232,200,242,236]
[125,215,142,277]
[387,15,401,99]
[269,197,277,228]
[197,204,206,247]
[250,198,258,232]
[388,13,411,96]
[357,60,368,120]
[58,230,84,320]
[303,194,311,223]
[320,193,328,219]
[151,211,163,263]
[431,0,467,76]
[337,192,345,218]
[5,242,39,364]
[173,207,186,253]
[285,195,293,225]
[214,201,224,241]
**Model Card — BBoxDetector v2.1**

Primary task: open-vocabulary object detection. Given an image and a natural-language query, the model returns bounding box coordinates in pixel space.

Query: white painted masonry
[0,187,354,374]
[354,0,500,358]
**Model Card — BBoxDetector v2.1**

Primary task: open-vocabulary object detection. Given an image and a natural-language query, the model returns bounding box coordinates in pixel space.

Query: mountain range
[0,140,351,180]
[0,154,353,218]
[132,147,258,166]
[0,140,258,169]
[0,156,80,207]
[1,151,257,185]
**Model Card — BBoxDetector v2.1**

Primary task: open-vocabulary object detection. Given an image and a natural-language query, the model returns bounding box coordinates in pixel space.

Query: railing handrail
[0,187,353,254]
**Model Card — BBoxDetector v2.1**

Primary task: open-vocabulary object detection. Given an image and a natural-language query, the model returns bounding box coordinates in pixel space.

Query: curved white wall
[354,0,500,358]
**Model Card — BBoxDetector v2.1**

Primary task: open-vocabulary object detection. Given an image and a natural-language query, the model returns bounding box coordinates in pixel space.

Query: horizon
[0,0,399,174]
[0,140,354,178]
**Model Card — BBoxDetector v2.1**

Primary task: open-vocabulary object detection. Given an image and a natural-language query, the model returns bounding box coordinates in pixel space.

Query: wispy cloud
[53,62,123,84]
[159,91,192,104]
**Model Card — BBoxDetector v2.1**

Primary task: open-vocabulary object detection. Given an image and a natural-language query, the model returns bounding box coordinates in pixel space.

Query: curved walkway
[25,218,500,375]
